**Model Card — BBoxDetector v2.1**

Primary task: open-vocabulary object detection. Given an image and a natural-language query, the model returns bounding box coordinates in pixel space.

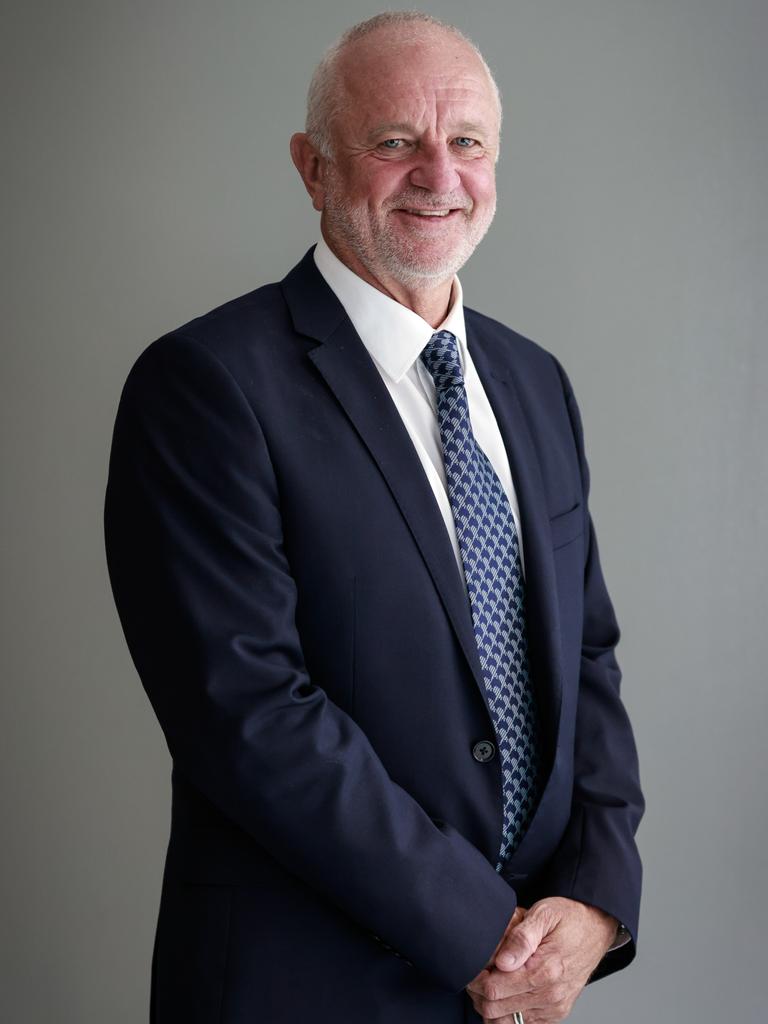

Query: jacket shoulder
[171,281,290,355]
[464,305,565,380]
[124,279,295,389]
[464,306,551,356]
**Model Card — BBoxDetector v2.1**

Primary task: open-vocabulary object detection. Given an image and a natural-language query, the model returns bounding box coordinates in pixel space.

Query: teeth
[405,209,451,217]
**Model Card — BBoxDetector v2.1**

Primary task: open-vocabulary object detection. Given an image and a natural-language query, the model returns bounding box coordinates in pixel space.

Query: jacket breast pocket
[549,502,584,550]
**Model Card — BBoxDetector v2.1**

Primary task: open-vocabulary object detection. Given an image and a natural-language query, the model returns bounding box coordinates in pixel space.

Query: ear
[290,132,327,212]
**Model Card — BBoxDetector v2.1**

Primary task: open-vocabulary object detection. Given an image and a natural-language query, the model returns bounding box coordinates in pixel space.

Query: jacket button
[472,740,496,763]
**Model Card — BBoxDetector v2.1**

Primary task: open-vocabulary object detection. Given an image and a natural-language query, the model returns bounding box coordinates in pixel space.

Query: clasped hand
[465,897,618,1023]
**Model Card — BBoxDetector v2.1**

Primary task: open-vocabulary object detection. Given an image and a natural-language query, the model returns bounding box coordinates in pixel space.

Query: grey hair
[305,11,502,160]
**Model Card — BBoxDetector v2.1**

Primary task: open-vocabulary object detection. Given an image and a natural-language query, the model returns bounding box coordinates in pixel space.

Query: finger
[469,979,547,1016]
[480,993,555,1024]
[467,961,531,998]
[482,1005,546,1024]
[494,905,559,972]
[479,905,529,973]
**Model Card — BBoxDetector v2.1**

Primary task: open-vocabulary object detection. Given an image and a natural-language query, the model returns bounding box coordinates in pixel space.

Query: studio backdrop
[2,1,766,1021]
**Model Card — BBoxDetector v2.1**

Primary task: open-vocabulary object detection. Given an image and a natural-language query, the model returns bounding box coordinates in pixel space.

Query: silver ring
[513,1014,525,1024]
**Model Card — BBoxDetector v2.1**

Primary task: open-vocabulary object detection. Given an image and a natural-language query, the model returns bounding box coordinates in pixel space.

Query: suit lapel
[281,250,564,778]
[466,322,565,757]
[467,320,567,871]
[281,249,486,702]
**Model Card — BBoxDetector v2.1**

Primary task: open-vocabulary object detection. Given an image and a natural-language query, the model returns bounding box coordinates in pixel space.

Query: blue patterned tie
[420,330,542,869]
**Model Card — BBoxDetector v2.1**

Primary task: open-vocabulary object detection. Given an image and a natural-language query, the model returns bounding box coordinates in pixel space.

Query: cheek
[465,166,496,207]
[362,165,411,209]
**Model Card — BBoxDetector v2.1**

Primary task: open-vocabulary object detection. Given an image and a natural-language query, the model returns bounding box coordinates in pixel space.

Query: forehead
[335,28,499,134]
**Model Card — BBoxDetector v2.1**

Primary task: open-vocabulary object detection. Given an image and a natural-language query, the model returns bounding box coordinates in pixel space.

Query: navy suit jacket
[104,246,643,1023]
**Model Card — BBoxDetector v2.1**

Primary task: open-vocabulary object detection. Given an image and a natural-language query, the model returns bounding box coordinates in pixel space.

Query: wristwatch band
[607,922,631,952]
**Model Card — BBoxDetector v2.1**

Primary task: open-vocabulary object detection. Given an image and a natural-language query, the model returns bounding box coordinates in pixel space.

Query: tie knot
[420,330,464,392]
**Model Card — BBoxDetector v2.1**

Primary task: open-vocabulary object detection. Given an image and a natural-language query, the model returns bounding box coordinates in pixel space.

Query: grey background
[2,0,766,1021]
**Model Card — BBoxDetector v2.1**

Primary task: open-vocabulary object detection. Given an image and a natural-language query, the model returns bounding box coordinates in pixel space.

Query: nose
[408,144,461,195]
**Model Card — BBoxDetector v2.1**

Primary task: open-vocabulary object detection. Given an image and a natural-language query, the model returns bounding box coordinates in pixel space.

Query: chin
[381,247,472,286]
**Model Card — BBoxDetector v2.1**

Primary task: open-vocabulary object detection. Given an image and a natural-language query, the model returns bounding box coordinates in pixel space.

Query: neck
[321,232,455,328]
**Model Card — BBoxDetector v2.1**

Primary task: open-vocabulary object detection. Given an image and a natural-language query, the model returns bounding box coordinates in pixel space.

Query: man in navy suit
[104,11,643,1023]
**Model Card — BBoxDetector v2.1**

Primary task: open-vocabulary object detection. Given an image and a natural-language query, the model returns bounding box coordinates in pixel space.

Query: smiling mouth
[395,208,464,220]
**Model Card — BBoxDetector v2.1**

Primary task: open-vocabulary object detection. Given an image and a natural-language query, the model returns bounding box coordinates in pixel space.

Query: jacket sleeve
[544,356,645,982]
[103,332,517,993]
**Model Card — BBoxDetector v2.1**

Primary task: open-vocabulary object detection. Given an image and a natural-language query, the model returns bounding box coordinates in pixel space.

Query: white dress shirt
[313,237,526,588]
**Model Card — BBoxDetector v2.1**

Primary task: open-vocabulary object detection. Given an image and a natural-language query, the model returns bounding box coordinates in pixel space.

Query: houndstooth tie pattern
[420,330,542,869]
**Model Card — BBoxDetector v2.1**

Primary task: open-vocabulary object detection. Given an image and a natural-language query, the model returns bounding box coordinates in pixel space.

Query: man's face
[318,27,500,291]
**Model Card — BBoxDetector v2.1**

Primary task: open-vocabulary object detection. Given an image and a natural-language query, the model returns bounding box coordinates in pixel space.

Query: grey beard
[322,182,495,289]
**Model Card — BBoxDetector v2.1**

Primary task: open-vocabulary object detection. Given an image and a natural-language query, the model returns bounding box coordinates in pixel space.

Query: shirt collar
[313,236,468,384]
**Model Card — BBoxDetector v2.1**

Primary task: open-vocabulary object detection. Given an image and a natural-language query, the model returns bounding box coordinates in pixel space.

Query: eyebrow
[366,120,491,141]
[366,122,416,141]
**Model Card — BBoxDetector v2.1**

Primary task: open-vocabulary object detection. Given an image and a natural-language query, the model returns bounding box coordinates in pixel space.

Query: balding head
[290,11,500,319]
[305,12,502,161]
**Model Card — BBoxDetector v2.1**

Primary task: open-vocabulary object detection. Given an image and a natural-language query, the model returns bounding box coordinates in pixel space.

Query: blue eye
[455,137,475,147]
[381,139,403,149]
